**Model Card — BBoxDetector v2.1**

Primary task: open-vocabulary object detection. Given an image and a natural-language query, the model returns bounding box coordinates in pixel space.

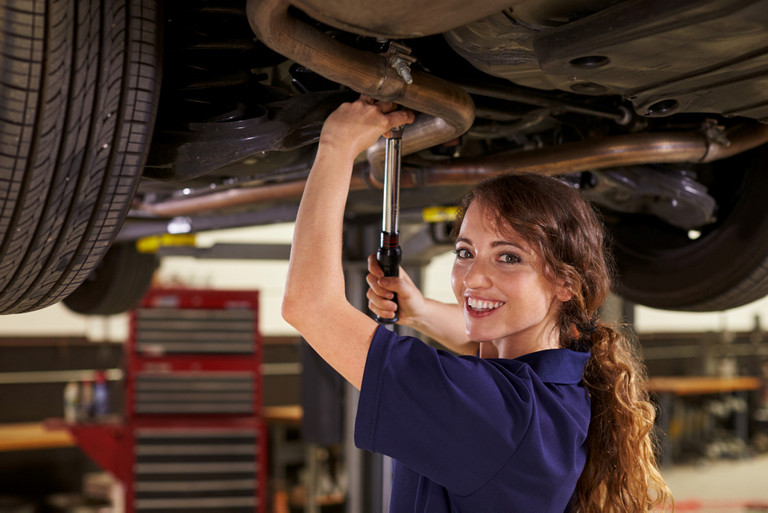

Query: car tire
[611,143,768,311]
[63,242,159,315]
[0,0,161,314]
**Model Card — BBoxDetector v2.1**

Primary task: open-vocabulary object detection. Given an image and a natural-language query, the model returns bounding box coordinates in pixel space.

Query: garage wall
[2,223,768,339]
[635,300,768,332]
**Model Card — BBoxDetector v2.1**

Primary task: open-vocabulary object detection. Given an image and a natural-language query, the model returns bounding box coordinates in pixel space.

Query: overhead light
[168,216,192,234]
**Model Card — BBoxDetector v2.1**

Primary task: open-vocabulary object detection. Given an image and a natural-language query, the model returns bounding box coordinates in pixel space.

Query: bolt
[391,57,413,84]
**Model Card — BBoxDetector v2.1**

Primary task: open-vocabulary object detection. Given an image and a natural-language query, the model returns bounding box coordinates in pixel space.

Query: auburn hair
[453,173,672,512]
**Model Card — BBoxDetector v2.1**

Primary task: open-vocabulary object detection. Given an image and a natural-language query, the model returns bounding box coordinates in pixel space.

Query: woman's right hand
[366,254,476,354]
[366,254,425,326]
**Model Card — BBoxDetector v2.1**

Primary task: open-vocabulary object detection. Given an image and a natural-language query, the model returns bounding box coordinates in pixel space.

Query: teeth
[467,297,504,311]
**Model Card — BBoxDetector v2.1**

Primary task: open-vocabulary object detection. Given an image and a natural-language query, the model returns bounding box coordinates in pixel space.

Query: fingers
[359,95,394,111]
[366,256,394,300]
[367,287,397,319]
[375,101,398,114]
[366,272,394,300]
[366,255,398,321]
[357,95,415,133]
[367,254,383,277]
[367,255,413,293]
[390,108,415,124]
[366,253,410,322]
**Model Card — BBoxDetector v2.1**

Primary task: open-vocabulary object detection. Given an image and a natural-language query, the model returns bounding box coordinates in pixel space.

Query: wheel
[610,144,768,311]
[63,242,159,315]
[0,0,161,314]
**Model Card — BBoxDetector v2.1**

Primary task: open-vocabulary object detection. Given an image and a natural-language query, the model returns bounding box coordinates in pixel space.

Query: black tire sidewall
[63,243,159,315]
[612,144,768,311]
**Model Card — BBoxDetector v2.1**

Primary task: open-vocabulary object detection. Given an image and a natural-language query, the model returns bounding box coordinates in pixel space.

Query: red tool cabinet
[63,288,267,513]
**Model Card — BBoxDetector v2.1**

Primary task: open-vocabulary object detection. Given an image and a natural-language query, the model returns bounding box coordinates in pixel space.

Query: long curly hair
[454,173,672,512]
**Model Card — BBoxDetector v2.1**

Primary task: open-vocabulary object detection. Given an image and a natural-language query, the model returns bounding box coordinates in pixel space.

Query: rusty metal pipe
[136,1,768,219]
[400,123,768,187]
[700,122,768,162]
[138,181,309,216]
[136,124,768,217]
[245,0,475,184]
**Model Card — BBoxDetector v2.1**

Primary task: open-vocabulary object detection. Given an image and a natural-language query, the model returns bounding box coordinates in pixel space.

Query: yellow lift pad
[137,233,197,254]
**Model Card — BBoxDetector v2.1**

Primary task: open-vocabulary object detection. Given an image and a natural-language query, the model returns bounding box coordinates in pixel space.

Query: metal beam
[154,243,292,260]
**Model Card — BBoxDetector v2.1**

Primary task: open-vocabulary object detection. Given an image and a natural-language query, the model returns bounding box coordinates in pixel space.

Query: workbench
[0,422,74,452]
[649,376,761,467]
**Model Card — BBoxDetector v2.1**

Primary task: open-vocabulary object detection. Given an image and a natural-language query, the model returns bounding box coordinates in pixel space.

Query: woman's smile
[466,296,505,313]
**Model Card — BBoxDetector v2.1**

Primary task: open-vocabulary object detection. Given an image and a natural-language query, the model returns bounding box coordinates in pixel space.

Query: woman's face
[451,203,571,358]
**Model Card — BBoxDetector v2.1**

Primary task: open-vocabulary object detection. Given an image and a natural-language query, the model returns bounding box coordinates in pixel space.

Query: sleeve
[354,325,536,496]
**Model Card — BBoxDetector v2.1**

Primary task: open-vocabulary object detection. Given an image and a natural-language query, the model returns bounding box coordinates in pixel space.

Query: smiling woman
[284,98,671,513]
[370,174,673,512]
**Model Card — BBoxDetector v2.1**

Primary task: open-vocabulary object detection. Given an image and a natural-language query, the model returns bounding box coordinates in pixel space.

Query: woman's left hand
[318,96,415,159]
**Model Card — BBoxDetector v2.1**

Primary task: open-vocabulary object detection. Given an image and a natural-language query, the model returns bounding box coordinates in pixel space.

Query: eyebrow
[455,237,529,252]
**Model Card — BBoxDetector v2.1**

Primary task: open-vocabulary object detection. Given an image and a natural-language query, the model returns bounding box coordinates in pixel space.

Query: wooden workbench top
[0,422,74,452]
[262,405,302,424]
[0,408,303,452]
[648,376,761,396]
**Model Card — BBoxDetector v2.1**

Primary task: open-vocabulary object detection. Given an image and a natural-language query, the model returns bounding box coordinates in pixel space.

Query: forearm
[284,147,350,307]
[282,98,414,389]
[406,299,477,355]
[282,145,375,388]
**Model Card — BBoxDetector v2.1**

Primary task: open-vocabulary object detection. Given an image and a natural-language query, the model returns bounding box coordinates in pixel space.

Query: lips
[467,297,504,312]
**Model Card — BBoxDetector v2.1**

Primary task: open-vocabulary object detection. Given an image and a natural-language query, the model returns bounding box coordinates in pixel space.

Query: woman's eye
[454,248,472,259]
[500,253,521,264]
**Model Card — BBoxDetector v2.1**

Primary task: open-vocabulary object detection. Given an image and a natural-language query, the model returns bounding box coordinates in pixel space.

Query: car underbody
[2,0,768,314]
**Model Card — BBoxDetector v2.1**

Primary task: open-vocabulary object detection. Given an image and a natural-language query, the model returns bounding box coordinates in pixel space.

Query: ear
[555,284,574,303]
[553,278,575,303]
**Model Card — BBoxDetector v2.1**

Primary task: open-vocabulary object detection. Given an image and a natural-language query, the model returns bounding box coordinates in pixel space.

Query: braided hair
[453,173,672,512]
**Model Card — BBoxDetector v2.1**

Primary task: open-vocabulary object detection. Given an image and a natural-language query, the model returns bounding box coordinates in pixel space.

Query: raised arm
[366,255,478,355]
[281,97,414,389]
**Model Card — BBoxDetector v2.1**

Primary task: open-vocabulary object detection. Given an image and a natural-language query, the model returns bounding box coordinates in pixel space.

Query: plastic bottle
[63,381,79,423]
[80,379,93,421]
[92,370,109,418]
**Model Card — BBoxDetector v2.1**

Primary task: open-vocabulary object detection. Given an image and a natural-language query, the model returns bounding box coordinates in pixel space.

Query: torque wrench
[374,125,405,324]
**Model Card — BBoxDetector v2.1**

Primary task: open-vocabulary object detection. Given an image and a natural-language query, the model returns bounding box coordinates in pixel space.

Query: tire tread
[0,0,160,314]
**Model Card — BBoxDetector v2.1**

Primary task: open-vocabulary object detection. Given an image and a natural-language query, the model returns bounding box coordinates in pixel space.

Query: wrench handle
[374,126,404,325]
[375,232,401,324]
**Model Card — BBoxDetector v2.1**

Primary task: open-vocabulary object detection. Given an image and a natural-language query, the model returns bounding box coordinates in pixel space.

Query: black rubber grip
[374,232,401,324]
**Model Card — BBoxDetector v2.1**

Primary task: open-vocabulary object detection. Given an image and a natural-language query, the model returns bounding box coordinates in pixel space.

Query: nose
[460,257,492,290]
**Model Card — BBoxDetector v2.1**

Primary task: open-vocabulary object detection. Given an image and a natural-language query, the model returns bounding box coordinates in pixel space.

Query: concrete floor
[662,453,768,512]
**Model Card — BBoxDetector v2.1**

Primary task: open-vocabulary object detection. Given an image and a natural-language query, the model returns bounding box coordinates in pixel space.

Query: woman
[282,96,672,512]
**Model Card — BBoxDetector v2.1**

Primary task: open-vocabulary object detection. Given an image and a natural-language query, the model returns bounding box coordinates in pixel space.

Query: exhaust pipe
[136,123,768,217]
[398,123,768,187]
[245,0,475,184]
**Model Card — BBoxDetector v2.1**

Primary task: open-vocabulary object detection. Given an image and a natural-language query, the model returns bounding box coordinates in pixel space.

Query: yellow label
[136,234,197,254]
[422,206,459,223]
